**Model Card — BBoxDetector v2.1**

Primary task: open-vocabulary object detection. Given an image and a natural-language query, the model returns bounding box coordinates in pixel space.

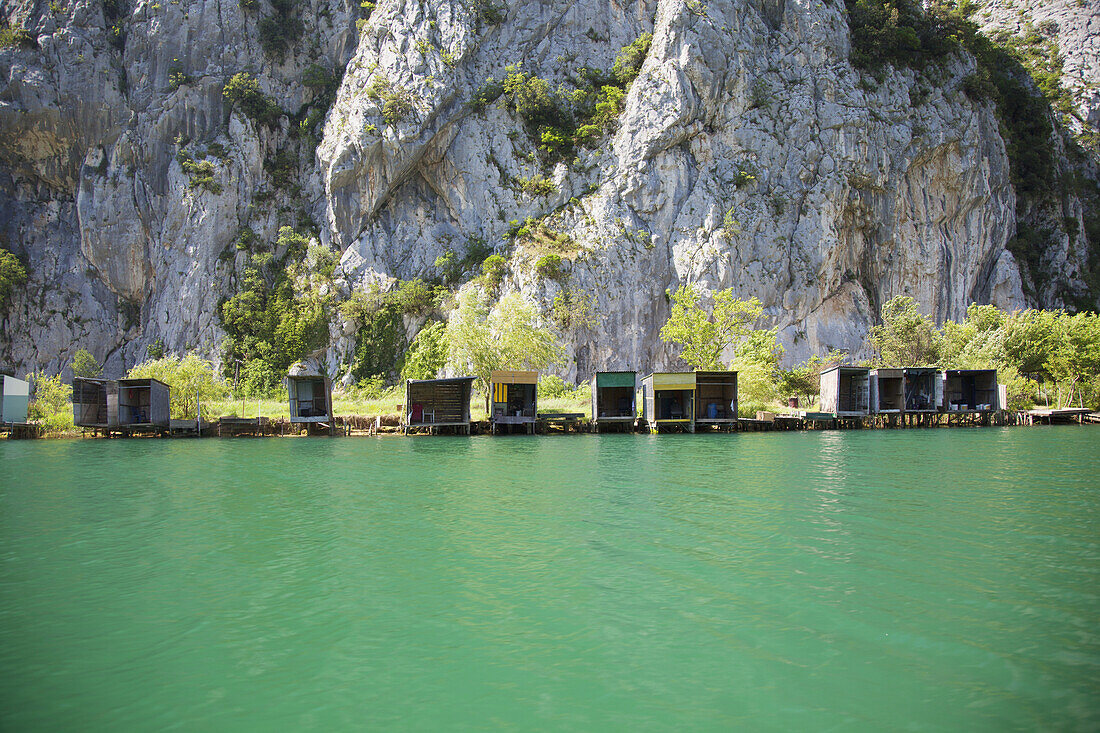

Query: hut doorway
[694,371,738,425]
[904,369,940,412]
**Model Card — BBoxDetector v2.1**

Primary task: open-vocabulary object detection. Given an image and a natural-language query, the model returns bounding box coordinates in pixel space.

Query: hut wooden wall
[407,380,472,423]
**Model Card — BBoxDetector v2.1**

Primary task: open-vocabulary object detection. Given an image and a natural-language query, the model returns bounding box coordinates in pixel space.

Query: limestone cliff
[0,0,1096,380]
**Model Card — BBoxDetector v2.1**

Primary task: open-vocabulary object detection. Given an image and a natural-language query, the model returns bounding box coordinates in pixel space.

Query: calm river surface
[1,427,1098,730]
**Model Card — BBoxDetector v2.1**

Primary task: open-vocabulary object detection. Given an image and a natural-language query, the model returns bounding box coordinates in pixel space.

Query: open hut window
[839,372,869,413]
[904,372,937,411]
[119,385,151,425]
[597,386,633,417]
[655,390,691,420]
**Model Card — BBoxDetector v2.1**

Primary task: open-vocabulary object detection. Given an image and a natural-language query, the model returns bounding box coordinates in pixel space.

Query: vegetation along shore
[3,295,1098,439]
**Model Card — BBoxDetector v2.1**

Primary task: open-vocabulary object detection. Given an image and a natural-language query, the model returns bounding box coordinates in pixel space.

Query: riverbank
[4,407,1097,440]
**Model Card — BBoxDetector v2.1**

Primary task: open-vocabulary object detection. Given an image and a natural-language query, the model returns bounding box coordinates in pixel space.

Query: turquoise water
[1,428,1098,730]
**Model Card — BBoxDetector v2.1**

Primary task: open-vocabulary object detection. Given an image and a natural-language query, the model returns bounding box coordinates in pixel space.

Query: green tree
[0,246,27,307]
[1002,308,1061,379]
[731,326,785,408]
[444,289,563,393]
[126,353,231,420]
[612,32,652,86]
[401,321,448,381]
[220,229,330,386]
[1044,312,1100,408]
[70,349,103,379]
[869,296,942,366]
[778,350,848,406]
[659,285,765,369]
[223,72,282,127]
[941,303,1008,368]
[480,254,507,290]
[26,373,74,433]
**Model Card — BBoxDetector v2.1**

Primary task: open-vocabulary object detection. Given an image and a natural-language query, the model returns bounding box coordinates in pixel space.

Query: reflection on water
[1,428,1098,730]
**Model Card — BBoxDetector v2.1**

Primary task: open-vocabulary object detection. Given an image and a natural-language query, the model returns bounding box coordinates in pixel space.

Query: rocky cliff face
[0,0,1096,379]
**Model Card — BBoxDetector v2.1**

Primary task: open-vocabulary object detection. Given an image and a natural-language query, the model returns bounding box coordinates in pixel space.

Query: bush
[302,63,333,90]
[259,13,303,58]
[366,76,414,125]
[537,374,572,399]
[535,253,565,279]
[737,401,768,419]
[167,60,192,92]
[71,349,103,379]
[516,175,556,197]
[0,246,27,306]
[612,32,652,86]
[391,278,441,315]
[176,149,223,194]
[27,373,72,422]
[236,358,284,398]
[501,67,563,128]
[223,72,283,127]
[401,321,448,381]
[306,243,338,278]
[469,77,503,112]
[349,300,406,381]
[127,354,232,419]
[345,374,386,400]
[0,23,36,49]
[219,240,331,384]
[481,254,507,289]
[550,289,597,330]
[474,0,505,25]
[264,148,297,189]
[146,338,166,360]
[590,85,625,131]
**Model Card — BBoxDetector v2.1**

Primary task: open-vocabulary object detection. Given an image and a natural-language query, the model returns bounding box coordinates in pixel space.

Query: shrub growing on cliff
[534,253,564,280]
[0,23,36,49]
[366,76,414,125]
[223,72,282,127]
[258,0,303,59]
[340,279,442,382]
[611,32,652,86]
[176,149,223,194]
[516,175,556,197]
[480,254,507,289]
[0,246,27,307]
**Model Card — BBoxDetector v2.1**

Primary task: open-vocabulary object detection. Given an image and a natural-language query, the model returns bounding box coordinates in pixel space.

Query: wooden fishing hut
[943,369,999,412]
[1,374,30,425]
[641,372,695,433]
[404,377,476,434]
[489,370,538,434]
[694,370,738,430]
[870,368,904,414]
[903,367,942,413]
[73,377,117,430]
[819,366,870,417]
[591,371,636,430]
[287,373,334,434]
[117,378,171,433]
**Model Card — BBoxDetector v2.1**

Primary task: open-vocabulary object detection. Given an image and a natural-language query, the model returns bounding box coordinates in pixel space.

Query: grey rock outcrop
[0,0,1096,380]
